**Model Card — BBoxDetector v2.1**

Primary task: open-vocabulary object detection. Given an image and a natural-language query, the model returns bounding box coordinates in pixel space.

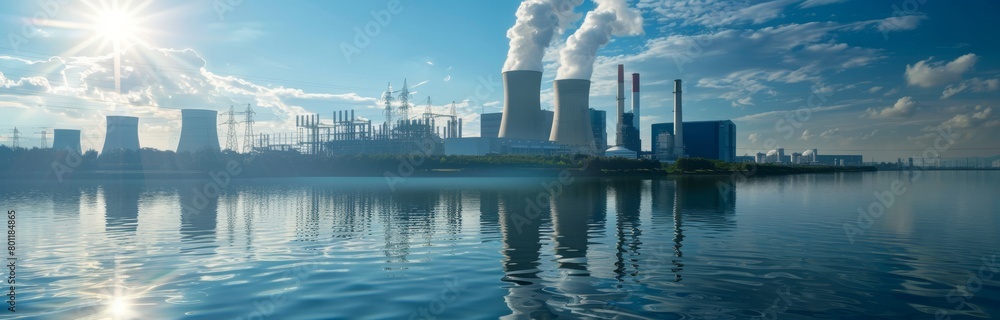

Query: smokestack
[673,79,683,157]
[632,73,639,129]
[499,70,546,140]
[549,79,595,150]
[616,64,625,146]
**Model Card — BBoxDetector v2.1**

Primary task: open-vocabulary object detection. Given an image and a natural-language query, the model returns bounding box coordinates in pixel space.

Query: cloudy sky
[1,0,998,161]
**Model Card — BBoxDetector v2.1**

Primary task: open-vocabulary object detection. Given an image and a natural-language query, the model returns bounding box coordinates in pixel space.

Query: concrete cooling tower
[101,116,140,154]
[549,79,595,150]
[177,109,221,153]
[499,70,546,140]
[51,129,81,154]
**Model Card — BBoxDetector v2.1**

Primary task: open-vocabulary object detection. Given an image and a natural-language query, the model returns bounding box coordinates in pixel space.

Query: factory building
[176,109,221,153]
[51,129,82,154]
[621,113,640,153]
[753,148,863,166]
[590,108,607,152]
[101,116,141,154]
[651,120,736,162]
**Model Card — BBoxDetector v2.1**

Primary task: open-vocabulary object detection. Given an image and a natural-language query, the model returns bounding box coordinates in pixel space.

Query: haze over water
[4,172,999,319]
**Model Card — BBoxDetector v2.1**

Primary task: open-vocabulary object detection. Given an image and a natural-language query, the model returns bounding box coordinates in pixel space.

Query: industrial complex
[17,61,869,167]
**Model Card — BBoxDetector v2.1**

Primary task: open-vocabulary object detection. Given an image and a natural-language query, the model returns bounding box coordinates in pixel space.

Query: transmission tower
[242,104,255,153]
[38,130,48,149]
[223,105,240,152]
[398,78,411,122]
[423,96,433,119]
[382,82,394,128]
[11,127,20,149]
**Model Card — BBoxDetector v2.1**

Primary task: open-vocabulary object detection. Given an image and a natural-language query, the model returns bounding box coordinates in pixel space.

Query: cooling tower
[101,116,140,154]
[549,79,596,149]
[499,70,546,140]
[177,109,221,153]
[51,129,81,154]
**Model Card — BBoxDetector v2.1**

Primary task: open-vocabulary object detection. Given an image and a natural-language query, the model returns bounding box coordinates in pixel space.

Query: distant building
[651,120,736,162]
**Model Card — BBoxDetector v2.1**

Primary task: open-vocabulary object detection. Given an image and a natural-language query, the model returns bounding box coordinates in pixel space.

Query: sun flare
[94,9,138,43]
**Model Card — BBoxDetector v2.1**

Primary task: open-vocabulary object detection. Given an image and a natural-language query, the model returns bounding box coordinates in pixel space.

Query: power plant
[499,70,545,141]
[102,116,140,154]
[51,129,81,154]
[177,109,221,153]
[549,79,596,151]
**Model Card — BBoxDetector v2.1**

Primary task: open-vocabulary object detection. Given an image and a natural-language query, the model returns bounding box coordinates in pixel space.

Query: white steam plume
[503,0,584,72]
[556,0,643,80]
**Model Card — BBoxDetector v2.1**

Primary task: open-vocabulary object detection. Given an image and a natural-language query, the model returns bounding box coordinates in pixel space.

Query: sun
[95,9,139,43]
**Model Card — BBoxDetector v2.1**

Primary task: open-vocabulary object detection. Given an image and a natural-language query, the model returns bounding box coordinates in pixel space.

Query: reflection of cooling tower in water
[550,79,596,151]
[550,183,602,306]
[499,190,556,319]
[178,180,219,242]
[102,116,140,154]
[102,181,143,232]
[52,129,82,154]
[499,70,546,140]
[177,109,221,153]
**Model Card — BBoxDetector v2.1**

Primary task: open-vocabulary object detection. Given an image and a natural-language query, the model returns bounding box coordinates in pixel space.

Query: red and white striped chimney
[632,73,640,130]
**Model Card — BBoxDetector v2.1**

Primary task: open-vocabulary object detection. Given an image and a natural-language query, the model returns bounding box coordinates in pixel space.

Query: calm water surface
[3,171,999,319]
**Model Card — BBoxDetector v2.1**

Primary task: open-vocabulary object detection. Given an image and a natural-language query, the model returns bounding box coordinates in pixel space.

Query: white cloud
[443,75,451,82]
[883,88,899,97]
[865,96,917,118]
[799,0,849,8]
[801,129,814,140]
[941,78,1000,99]
[820,128,840,139]
[941,107,993,129]
[905,53,978,88]
[877,15,926,32]
[748,132,759,143]
[867,86,883,93]
[860,129,879,140]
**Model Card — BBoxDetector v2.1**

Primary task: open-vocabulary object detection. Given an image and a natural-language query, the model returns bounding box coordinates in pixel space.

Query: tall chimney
[616,64,625,146]
[673,79,684,157]
[632,73,640,130]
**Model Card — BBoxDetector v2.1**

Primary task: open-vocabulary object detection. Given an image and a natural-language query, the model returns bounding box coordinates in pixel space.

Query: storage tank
[498,70,546,141]
[549,79,596,150]
[177,109,221,153]
[101,116,140,154]
[51,129,82,154]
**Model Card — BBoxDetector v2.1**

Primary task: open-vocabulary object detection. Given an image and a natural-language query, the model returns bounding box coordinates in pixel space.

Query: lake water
[2,171,998,319]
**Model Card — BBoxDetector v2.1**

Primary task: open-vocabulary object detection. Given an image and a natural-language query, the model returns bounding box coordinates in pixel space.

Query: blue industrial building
[651,120,736,162]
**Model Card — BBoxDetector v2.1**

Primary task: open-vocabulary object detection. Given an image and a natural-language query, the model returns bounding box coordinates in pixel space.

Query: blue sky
[1,0,998,161]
